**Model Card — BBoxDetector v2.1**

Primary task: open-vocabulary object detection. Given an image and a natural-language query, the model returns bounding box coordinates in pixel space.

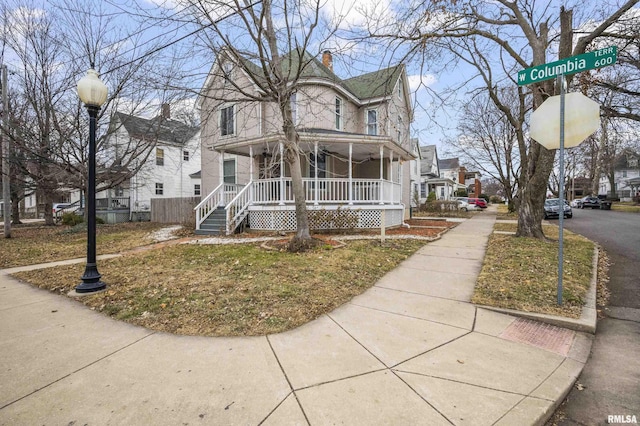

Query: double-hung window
[155,183,164,195]
[366,109,378,135]
[156,148,164,166]
[183,150,189,161]
[194,184,201,196]
[397,116,403,143]
[220,105,235,136]
[335,97,343,130]
[309,152,326,178]
[223,159,236,184]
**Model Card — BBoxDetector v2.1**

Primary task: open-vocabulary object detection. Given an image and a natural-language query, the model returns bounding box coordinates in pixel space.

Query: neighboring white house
[78,106,202,222]
[197,49,415,234]
[599,149,640,201]
[411,144,460,203]
[437,157,482,198]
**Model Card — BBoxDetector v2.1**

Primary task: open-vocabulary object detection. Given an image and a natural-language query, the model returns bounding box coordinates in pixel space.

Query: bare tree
[1,0,195,224]
[186,0,336,249]
[361,0,639,238]
[450,88,521,211]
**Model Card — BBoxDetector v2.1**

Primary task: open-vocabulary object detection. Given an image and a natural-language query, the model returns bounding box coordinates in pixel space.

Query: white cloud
[408,74,437,92]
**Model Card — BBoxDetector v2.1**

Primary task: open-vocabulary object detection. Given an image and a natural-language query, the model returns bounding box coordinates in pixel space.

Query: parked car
[469,198,488,209]
[454,197,479,212]
[580,196,601,209]
[544,198,573,219]
[52,203,71,215]
[570,199,582,208]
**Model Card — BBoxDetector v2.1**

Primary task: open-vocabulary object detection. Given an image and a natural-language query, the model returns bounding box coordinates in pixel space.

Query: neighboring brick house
[197,49,415,234]
[599,149,640,201]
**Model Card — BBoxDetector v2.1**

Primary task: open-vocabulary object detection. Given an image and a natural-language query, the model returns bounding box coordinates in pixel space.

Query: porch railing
[194,183,243,228]
[252,178,401,205]
[225,181,253,234]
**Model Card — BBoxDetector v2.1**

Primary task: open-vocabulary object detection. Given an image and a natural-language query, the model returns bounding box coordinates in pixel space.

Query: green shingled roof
[229,49,403,101]
[343,65,403,99]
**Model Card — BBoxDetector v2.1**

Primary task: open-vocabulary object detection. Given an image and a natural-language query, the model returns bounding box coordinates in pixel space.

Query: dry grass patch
[13,239,426,337]
[0,222,170,268]
[611,202,640,213]
[473,223,595,318]
[496,204,517,220]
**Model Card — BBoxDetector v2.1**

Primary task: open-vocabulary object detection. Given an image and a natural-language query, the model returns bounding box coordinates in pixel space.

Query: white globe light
[77,69,108,107]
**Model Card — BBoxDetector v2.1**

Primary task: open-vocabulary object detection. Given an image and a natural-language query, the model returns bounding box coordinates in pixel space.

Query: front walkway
[0,208,591,425]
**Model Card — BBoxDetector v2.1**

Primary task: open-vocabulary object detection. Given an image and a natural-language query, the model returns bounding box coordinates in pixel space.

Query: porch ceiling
[213,131,416,161]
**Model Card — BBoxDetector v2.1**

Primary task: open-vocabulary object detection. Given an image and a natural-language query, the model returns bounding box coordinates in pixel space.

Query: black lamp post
[75,68,108,293]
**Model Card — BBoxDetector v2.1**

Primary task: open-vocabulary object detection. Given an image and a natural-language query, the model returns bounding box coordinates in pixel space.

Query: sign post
[519,46,617,305]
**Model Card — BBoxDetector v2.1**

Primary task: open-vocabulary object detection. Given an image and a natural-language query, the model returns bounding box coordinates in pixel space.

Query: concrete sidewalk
[0,209,592,425]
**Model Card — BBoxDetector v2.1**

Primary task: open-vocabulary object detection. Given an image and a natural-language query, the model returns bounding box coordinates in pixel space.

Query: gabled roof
[219,48,405,103]
[614,149,639,169]
[343,65,403,100]
[438,158,460,170]
[113,112,199,145]
[419,145,438,176]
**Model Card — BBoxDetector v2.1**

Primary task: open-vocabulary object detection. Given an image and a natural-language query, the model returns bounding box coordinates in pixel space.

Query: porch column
[389,150,394,204]
[219,150,225,187]
[249,146,254,201]
[379,145,384,204]
[249,146,254,180]
[348,143,353,205]
[314,141,319,205]
[279,142,285,205]
[398,157,403,205]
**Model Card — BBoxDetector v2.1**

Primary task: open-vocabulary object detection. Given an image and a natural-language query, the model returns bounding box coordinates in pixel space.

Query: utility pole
[1,64,11,238]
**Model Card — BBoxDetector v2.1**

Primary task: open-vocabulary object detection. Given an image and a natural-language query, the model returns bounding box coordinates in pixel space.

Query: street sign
[518,46,617,86]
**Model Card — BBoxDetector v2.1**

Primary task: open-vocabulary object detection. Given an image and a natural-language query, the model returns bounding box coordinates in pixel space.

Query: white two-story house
[599,149,640,201]
[99,106,201,221]
[196,49,415,234]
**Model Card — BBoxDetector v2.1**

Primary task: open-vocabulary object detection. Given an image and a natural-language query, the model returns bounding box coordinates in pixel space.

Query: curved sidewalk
[0,209,591,425]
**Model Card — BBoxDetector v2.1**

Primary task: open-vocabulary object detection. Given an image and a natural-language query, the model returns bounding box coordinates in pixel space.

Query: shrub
[489,195,503,204]
[479,193,490,202]
[421,200,459,213]
[427,191,437,202]
[62,212,84,226]
[455,189,468,197]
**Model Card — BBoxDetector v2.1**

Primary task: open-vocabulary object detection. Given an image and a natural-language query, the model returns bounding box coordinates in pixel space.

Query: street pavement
[551,209,640,425]
[0,208,593,425]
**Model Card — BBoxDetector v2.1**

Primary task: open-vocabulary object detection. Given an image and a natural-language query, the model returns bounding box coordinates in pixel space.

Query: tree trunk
[281,102,312,250]
[516,8,573,239]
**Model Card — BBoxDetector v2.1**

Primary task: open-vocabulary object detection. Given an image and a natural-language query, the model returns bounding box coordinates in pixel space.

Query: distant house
[599,149,640,201]
[197,49,415,234]
[437,157,482,198]
[65,105,201,222]
[411,144,457,203]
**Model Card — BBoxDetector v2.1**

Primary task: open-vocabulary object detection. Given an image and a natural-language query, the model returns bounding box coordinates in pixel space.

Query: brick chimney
[322,50,333,71]
[161,103,170,119]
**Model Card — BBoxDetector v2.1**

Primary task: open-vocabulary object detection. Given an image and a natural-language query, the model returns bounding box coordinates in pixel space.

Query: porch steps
[195,207,226,235]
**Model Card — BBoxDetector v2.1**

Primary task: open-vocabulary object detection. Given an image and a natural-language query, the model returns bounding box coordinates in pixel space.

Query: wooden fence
[151,197,200,224]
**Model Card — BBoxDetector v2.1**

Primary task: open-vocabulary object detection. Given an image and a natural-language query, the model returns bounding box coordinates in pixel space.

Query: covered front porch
[196,131,414,234]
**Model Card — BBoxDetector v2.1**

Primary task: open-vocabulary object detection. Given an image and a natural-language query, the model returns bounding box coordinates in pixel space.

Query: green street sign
[518,46,617,86]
